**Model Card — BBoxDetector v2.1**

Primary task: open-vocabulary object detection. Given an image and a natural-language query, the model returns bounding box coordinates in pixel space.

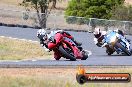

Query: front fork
[72,46,83,59]
[62,41,83,59]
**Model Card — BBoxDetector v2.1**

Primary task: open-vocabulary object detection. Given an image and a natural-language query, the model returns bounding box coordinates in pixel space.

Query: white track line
[0,36,93,56]
[31,59,37,62]
[0,36,39,43]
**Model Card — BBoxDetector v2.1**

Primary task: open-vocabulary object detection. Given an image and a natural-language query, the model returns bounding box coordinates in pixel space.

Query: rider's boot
[127,39,131,43]
[74,40,82,46]
[78,46,83,51]
[71,38,82,46]
[118,30,131,43]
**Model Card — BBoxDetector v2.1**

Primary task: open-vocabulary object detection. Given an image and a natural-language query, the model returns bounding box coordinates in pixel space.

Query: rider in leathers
[37,29,81,60]
[93,27,131,54]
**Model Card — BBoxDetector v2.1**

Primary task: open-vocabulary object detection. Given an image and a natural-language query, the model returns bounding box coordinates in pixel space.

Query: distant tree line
[65,0,132,21]
[21,0,132,28]
[111,5,132,21]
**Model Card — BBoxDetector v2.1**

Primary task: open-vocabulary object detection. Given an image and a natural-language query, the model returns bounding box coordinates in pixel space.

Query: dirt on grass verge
[0,67,132,87]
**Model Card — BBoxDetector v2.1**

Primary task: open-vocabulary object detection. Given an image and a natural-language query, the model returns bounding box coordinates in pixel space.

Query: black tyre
[131,49,132,54]
[105,45,114,55]
[81,50,88,60]
[106,50,112,55]
[0,23,2,26]
[76,74,87,84]
[106,49,114,55]
[115,42,131,56]
[58,46,76,61]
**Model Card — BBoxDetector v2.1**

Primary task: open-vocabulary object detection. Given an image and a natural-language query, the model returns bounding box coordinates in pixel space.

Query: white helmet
[94,27,102,38]
[94,27,101,35]
[37,29,47,40]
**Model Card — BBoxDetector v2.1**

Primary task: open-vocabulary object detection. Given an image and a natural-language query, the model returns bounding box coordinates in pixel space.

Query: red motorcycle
[47,33,88,61]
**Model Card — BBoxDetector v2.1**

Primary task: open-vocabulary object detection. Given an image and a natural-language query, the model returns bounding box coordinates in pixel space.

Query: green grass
[0,37,53,60]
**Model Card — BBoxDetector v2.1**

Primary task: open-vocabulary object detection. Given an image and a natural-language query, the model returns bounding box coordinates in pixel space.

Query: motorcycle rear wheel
[58,46,76,61]
[81,50,88,60]
[115,42,131,56]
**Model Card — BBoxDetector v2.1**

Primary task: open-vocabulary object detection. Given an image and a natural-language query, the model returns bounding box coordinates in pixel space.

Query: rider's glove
[101,43,107,48]
[43,46,50,52]
[40,44,44,47]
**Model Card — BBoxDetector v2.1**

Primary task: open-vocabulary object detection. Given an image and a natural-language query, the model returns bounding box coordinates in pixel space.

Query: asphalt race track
[0,26,132,67]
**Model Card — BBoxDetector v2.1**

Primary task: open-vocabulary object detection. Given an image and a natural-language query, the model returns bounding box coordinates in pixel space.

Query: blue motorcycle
[104,30,131,56]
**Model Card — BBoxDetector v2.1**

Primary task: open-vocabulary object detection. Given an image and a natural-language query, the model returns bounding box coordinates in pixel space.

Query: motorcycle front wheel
[58,45,76,61]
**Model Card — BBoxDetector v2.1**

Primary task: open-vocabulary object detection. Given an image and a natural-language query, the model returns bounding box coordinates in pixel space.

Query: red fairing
[54,50,61,60]
[63,32,73,39]
[71,46,83,59]
[48,33,63,49]
[47,32,83,60]
[63,40,83,59]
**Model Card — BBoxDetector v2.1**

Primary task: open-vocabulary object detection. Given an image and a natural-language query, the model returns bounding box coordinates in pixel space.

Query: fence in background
[88,18,132,35]
[0,9,132,34]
